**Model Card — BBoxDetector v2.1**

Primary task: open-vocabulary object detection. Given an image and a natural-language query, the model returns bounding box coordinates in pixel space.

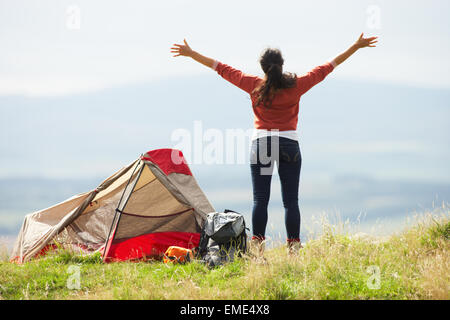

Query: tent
[10,149,215,263]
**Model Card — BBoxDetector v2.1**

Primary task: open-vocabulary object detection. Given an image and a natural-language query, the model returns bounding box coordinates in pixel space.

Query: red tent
[11,149,215,263]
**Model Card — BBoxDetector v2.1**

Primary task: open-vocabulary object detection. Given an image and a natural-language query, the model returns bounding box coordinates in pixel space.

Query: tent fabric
[10,159,140,263]
[142,149,192,176]
[145,162,213,228]
[166,173,216,224]
[106,231,200,261]
[11,192,91,263]
[11,149,214,263]
[113,208,198,240]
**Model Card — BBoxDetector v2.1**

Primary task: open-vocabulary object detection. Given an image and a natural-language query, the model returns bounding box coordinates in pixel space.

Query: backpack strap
[196,226,209,259]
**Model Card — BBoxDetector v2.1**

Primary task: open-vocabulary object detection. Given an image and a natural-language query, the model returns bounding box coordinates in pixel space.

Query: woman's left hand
[354,33,378,49]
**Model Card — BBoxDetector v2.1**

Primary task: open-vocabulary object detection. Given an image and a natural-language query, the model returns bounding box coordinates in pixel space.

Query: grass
[0,212,448,300]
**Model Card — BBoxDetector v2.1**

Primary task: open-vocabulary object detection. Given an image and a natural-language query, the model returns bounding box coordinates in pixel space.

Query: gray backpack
[197,209,248,267]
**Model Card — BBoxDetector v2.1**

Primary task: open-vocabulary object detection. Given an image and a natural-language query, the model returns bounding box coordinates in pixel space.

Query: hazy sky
[0,1,449,241]
[1,0,450,96]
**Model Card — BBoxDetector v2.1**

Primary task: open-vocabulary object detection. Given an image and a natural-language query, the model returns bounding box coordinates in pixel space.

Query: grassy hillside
[0,214,448,300]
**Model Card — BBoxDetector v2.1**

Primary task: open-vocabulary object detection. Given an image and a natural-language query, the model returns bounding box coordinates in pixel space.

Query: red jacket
[213,61,334,131]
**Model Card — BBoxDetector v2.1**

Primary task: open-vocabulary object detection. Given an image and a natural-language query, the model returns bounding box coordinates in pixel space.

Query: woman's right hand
[171,39,194,57]
[332,32,378,67]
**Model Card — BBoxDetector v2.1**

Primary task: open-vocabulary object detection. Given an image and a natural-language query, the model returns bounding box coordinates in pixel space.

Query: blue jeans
[250,136,302,240]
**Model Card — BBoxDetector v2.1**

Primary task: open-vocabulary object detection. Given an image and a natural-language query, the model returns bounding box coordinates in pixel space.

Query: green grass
[0,214,448,300]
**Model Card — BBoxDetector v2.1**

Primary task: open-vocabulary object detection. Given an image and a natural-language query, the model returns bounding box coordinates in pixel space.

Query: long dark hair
[253,48,297,108]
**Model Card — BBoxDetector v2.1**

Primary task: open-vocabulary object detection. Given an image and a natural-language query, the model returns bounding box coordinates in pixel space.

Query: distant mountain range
[0,74,449,241]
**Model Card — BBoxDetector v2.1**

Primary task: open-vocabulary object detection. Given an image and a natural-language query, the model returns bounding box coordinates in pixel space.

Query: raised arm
[171,38,259,94]
[333,33,378,66]
[171,39,216,69]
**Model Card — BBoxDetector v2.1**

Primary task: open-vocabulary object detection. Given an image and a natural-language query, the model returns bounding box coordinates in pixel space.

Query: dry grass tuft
[0,207,448,300]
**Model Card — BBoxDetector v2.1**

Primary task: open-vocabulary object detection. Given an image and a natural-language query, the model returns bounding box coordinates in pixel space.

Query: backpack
[197,209,248,268]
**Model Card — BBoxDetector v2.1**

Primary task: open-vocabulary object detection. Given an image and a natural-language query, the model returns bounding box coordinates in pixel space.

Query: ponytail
[267,63,283,87]
[253,48,296,108]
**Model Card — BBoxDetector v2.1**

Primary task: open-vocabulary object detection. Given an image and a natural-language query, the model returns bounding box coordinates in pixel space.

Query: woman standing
[171,33,377,255]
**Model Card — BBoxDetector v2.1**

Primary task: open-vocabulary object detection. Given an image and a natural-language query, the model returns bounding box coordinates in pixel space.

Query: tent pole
[103,158,141,259]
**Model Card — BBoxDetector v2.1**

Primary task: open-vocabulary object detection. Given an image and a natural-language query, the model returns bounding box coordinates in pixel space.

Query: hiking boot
[287,238,303,255]
[249,236,265,258]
